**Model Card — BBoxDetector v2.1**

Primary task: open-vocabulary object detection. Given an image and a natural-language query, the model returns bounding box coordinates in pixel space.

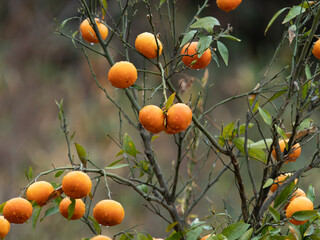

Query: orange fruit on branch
[139,105,165,133]
[312,39,320,60]
[91,235,112,240]
[166,103,192,134]
[62,171,92,199]
[216,0,242,12]
[270,173,297,193]
[59,198,85,220]
[284,188,306,210]
[108,61,138,89]
[272,139,301,163]
[26,181,54,206]
[0,216,10,238]
[181,42,212,69]
[286,196,313,225]
[3,197,33,224]
[135,32,163,59]
[80,18,108,43]
[93,199,125,226]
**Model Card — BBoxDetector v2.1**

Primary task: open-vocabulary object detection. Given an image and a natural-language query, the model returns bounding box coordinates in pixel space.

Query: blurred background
[0,0,319,239]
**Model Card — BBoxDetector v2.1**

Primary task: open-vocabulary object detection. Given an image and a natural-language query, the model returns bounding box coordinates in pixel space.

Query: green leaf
[238,123,254,135]
[217,41,228,66]
[151,135,160,142]
[233,138,267,163]
[223,122,235,139]
[136,233,152,240]
[115,150,124,157]
[0,202,6,214]
[123,133,137,157]
[250,139,273,149]
[275,125,287,139]
[186,225,203,240]
[297,118,313,131]
[239,228,253,240]
[101,0,107,17]
[306,184,315,203]
[258,107,272,125]
[40,206,60,222]
[221,222,250,240]
[220,34,241,42]
[305,64,312,80]
[274,181,296,208]
[292,210,317,221]
[263,178,274,189]
[265,7,289,35]
[108,158,124,167]
[180,30,197,47]
[165,92,176,110]
[282,6,306,24]
[89,216,101,234]
[166,232,184,240]
[268,88,287,102]
[32,204,42,229]
[28,166,34,180]
[304,225,314,237]
[160,0,167,7]
[75,143,88,166]
[166,222,179,232]
[269,206,280,222]
[55,170,64,178]
[198,36,212,57]
[67,198,76,221]
[212,235,227,240]
[60,17,78,29]
[131,84,143,91]
[137,184,148,194]
[105,164,129,170]
[190,17,220,33]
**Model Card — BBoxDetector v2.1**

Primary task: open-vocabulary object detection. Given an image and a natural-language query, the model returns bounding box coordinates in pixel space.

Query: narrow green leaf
[217,41,228,66]
[274,181,296,208]
[40,206,60,222]
[123,133,137,157]
[165,93,176,110]
[166,232,184,240]
[89,216,101,234]
[55,170,64,178]
[233,138,267,163]
[180,30,197,47]
[297,118,313,131]
[75,143,88,166]
[108,158,124,167]
[166,222,179,232]
[258,107,272,125]
[105,164,129,170]
[137,184,148,194]
[198,36,212,58]
[220,34,241,42]
[306,184,315,202]
[137,233,152,240]
[305,64,312,80]
[238,123,254,135]
[115,150,124,157]
[0,202,6,214]
[60,17,78,29]
[222,122,235,139]
[304,225,314,237]
[269,206,280,222]
[263,178,274,189]
[221,222,250,240]
[186,225,203,240]
[67,198,76,221]
[151,135,160,142]
[292,210,317,221]
[160,0,167,7]
[275,125,287,139]
[239,228,253,240]
[190,17,220,33]
[32,204,42,229]
[268,88,287,102]
[131,84,143,91]
[101,0,107,17]
[28,166,34,180]
[282,6,305,24]
[265,7,289,35]
[250,139,273,149]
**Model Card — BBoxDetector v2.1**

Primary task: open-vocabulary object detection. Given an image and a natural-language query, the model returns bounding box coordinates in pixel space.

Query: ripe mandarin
[62,171,92,199]
[284,188,306,210]
[272,139,301,163]
[166,103,192,134]
[270,174,297,193]
[3,197,33,224]
[286,196,313,225]
[93,199,125,226]
[59,198,85,220]
[181,42,211,69]
[139,105,165,133]
[26,181,54,206]
[80,18,108,43]
[216,0,242,12]
[135,32,163,59]
[108,61,137,89]
[91,236,112,240]
[0,216,10,238]
[312,39,320,60]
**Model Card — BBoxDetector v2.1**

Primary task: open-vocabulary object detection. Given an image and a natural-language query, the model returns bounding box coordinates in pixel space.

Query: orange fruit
[26,181,54,206]
[91,236,112,240]
[272,139,301,163]
[139,105,165,133]
[270,174,297,193]
[135,32,163,59]
[3,197,33,224]
[201,235,214,240]
[62,171,92,199]
[0,216,10,238]
[286,196,313,225]
[80,18,108,43]
[59,198,85,220]
[93,199,125,226]
[284,188,306,210]
[216,0,242,12]
[181,42,211,69]
[166,103,192,134]
[108,61,138,89]
[312,39,320,60]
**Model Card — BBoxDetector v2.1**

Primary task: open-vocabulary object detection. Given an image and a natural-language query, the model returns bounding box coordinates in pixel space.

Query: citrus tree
[1,0,320,239]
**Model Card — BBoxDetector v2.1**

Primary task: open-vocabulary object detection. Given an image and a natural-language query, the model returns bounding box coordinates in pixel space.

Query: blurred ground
[0,0,318,239]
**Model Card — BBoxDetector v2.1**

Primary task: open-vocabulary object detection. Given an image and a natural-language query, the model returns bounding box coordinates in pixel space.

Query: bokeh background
[0,0,318,239]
